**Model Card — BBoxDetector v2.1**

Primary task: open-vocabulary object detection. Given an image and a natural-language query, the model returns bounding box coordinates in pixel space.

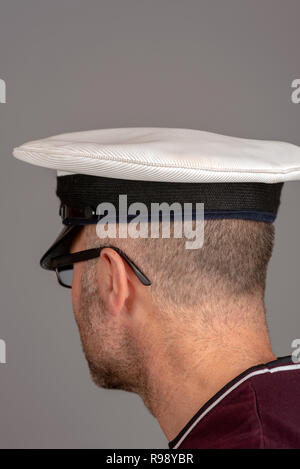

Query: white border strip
[173,363,300,449]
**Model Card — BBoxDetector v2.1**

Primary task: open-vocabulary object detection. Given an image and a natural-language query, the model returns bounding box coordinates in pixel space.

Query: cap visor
[40,225,82,270]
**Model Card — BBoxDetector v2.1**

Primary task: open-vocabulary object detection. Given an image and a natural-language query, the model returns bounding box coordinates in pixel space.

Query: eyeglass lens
[57,265,74,288]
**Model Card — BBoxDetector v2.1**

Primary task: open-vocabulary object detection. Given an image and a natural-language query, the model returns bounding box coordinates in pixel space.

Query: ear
[96,248,132,316]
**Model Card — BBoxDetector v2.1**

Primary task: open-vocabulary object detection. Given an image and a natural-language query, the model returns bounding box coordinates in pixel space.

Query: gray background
[0,0,299,448]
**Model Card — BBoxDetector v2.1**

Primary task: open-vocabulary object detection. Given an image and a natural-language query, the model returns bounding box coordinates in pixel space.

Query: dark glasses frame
[51,245,152,288]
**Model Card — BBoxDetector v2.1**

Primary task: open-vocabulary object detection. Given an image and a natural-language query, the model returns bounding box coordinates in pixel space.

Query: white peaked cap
[12,127,300,271]
[13,127,300,183]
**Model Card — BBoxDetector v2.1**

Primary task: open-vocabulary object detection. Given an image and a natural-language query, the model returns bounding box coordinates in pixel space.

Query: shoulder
[170,357,300,449]
[248,358,300,449]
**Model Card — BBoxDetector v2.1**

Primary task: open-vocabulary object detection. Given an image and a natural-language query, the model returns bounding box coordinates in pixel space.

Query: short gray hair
[85,219,274,311]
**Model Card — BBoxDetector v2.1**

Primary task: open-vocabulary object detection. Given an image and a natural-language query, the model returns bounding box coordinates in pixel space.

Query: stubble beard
[76,267,147,396]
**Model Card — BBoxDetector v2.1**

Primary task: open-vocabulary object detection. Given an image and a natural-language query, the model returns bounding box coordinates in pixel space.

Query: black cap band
[56,174,284,224]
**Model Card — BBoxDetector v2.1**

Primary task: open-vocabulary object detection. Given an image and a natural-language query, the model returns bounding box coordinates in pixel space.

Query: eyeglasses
[51,246,152,289]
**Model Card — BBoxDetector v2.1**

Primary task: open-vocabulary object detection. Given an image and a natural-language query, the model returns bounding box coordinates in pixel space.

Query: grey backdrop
[0,0,299,448]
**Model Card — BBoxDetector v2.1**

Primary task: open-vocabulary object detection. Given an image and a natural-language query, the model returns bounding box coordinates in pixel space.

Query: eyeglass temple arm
[52,247,151,286]
[105,247,151,286]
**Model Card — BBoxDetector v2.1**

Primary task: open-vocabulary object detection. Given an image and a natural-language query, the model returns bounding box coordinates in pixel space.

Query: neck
[139,318,276,442]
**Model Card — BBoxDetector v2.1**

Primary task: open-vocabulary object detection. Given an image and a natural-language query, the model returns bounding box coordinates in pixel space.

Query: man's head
[70,219,275,406]
[13,126,300,423]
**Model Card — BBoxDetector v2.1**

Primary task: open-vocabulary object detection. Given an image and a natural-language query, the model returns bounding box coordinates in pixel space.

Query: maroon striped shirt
[168,356,300,449]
